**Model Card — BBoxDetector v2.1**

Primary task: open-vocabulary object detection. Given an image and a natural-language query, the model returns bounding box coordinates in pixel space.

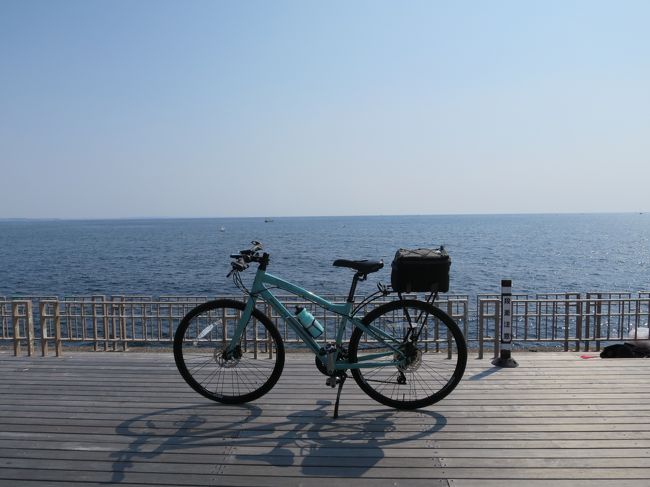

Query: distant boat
[220,226,225,232]
[265,219,274,223]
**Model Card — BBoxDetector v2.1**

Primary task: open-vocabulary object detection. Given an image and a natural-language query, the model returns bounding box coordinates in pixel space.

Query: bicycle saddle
[332,259,384,274]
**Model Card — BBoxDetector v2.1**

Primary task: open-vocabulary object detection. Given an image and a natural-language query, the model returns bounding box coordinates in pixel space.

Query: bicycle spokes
[174,300,285,404]
[349,300,467,409]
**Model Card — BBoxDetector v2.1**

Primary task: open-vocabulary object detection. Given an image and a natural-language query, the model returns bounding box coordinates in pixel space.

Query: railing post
[253,316,259,360]
[478,299,484,360]
[38,300,62,357]
[113,297,122,352]
[575,299,583,352]
[221,306,227,346]
[265,302,273,359]
[446,300,453,359]
[40,301,49,357]
[54,301,62,356]
[104,300,110,352]
[26,301,34,356]
[10,300,34,356]
[92,296,103,352]
[12,301,22,356]
[492,280,518,367]
[589,294,602,352]
[564,297,570,352]
[121,300,128,352]
[462,297,469,340]
[523,300,529,342]
[493,299,500,358]
[264,303,275,359]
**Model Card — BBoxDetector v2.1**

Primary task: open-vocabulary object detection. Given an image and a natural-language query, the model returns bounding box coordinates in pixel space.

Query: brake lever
[227,259,248,277]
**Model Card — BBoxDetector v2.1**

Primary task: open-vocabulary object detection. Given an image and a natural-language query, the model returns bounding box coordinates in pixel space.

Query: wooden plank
[3,450,650,470]
[450,481,650,487]
[3,351,650,485]
[5,464,650,481]
[5,419,650,435]
[5,430,650,450]
[6,410,650,425]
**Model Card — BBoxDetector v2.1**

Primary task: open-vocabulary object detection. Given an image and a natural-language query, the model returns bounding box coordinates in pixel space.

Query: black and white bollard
[492,279,519,368]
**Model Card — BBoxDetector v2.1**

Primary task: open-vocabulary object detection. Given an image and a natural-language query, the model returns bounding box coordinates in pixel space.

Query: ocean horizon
[1,212,648,298]
[1,210,647,222]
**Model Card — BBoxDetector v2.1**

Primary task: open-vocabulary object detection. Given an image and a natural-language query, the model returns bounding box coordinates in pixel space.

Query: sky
[1,0,649,219]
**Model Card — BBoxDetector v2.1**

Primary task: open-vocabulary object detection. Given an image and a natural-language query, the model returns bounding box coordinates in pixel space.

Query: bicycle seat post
[346,272,364,303]
[332,259,383,303]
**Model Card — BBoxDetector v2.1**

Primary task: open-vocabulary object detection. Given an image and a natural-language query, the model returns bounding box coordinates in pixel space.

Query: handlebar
[230,241,264,262]
[227,240,267,277]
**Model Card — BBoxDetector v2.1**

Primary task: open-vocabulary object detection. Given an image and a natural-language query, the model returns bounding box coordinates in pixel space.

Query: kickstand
[333,372,347,419]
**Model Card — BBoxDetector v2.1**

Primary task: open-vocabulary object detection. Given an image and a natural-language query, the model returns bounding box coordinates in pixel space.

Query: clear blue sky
[1,0,649,218]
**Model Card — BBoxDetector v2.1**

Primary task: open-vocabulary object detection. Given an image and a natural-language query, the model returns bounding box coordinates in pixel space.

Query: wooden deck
[2,350,650,486]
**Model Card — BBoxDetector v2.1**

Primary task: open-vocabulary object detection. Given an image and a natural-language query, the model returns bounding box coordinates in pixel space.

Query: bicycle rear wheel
[348,299,466,409]
[173,299,285,404]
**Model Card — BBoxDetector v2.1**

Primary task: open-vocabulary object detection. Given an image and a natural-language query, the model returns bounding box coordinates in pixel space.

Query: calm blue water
[0,214,649,298]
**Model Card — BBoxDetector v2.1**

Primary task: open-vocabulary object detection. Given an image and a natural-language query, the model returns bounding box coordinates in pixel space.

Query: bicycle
[173,241,467,418]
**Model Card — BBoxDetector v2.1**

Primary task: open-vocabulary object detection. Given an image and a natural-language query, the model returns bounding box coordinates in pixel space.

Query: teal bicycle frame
[230,265,407,371]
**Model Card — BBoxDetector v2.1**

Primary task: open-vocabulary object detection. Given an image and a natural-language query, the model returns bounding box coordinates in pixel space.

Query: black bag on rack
[390,248,451,293]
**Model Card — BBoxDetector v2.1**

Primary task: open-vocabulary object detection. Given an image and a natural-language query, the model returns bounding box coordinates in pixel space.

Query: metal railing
[478,292,650,358]
[2,294,469,356]
[2,291,649,357]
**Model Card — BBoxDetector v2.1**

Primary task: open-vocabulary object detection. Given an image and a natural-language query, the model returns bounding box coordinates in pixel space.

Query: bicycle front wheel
[348,299,467,409]
[173,299,285,404]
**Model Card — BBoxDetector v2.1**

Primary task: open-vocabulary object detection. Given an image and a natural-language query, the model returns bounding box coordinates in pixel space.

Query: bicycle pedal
[325,377,338,388]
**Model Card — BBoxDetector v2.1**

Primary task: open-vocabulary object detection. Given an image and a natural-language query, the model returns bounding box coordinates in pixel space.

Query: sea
[0,213,649,299]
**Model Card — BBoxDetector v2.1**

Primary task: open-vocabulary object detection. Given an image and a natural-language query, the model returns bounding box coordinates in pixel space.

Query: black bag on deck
[600,342,650,358]
[390,248,451,293]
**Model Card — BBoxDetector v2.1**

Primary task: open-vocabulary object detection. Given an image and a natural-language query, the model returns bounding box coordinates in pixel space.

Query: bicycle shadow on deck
[109,403,261,483]
[239,400,448,476]
[110,401,447,482]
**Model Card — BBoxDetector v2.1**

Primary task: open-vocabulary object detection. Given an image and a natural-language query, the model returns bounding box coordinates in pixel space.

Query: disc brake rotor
[215,345,242,368]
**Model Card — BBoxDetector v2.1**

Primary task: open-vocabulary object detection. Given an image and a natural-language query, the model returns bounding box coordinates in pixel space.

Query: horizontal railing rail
[2,291,649,357]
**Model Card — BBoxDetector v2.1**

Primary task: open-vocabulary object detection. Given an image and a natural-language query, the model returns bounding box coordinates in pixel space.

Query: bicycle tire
[348,299,467,409]
[173,299,285,404]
